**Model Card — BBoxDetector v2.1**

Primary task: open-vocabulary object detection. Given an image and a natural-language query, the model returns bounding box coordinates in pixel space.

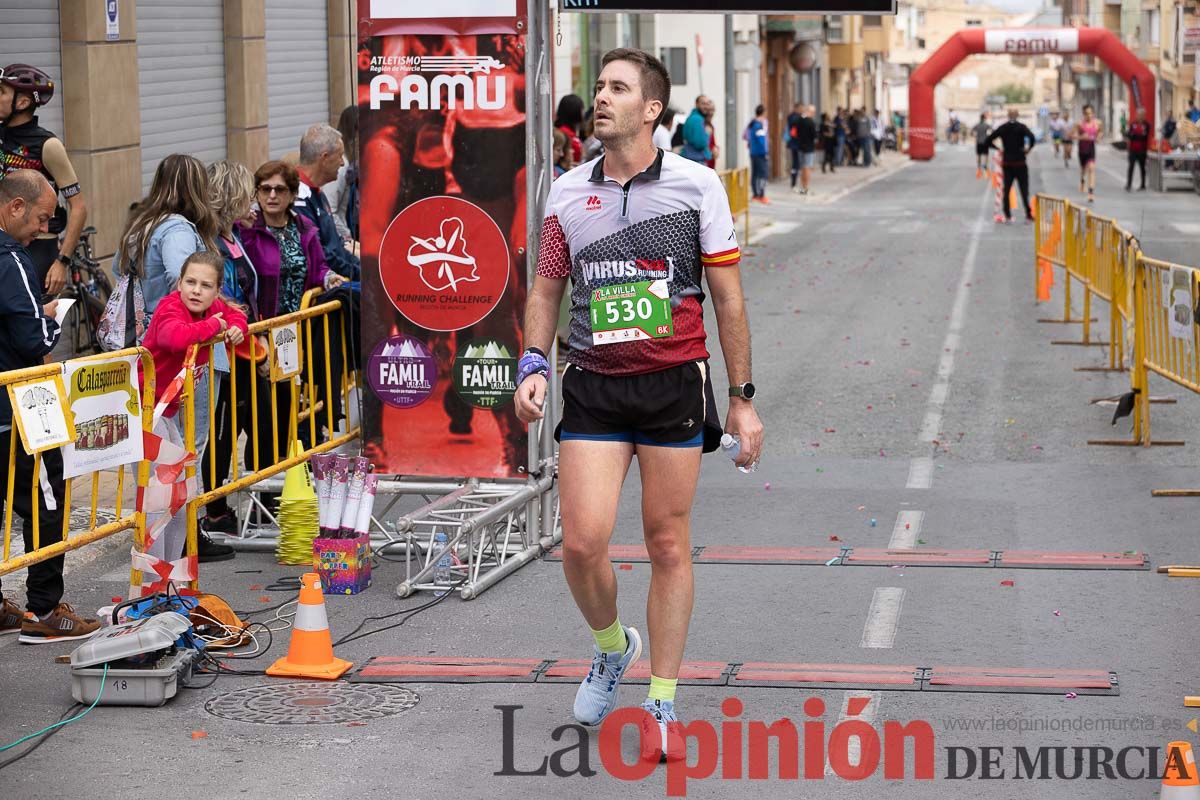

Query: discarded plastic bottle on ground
[433,531,453,586]
[720,433,757,474]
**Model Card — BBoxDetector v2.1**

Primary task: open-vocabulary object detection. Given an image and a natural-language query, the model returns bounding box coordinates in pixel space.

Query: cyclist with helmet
[0,64,87,297]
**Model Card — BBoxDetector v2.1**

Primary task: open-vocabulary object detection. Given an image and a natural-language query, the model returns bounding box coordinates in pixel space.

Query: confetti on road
[764,482,771,490]
[1065,692,1078,699]
[192,731,208,740]
[1000,580,1015,587]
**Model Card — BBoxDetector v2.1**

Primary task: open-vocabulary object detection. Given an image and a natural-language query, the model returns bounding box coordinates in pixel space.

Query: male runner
[0,64,86,296]
[985,108,1036,223]
[515,48,764,762]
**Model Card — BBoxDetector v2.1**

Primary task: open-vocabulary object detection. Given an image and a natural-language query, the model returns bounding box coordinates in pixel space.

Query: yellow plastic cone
[267,572,353,680]
[1161,741,1200,799]
[281,442,315,502]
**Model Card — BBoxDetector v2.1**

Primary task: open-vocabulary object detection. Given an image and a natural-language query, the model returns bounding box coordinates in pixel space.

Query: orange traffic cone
[1009,185,1018,211]
[976,166,982,180]
[1161,741,1200,799]
[1037,258,1054,302]
[266,572,352,680]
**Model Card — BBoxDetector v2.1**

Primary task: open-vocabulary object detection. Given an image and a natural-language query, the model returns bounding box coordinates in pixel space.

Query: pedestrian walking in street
[516,47,763,764]
[787,103,816,194]
[985,108,1036,223]
[1049,110,1064,157]
[1124,107,1150,192]
[1072,104,1101,203]
[1060,111,1073,166]
[972,113,991,172]
[745,104,769,203]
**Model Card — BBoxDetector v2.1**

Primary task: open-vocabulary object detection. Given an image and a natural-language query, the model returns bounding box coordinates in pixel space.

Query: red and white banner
[358,0,528,479]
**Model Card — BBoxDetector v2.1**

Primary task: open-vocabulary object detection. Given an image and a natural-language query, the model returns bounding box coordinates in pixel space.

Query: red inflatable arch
[908,27,1154,160]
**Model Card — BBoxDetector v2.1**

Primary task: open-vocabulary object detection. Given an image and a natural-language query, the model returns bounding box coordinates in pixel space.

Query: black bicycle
[53,226,112,358]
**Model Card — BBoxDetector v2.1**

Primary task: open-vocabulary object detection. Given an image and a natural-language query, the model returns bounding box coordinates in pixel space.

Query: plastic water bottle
[720,433,757,474]
[433,531,453,585]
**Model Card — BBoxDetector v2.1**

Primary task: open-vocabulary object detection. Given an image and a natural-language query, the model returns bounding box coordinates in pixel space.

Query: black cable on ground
[332,576,468,648]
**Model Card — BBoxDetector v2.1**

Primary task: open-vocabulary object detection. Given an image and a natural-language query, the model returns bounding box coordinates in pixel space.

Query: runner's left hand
[724,400,763,469]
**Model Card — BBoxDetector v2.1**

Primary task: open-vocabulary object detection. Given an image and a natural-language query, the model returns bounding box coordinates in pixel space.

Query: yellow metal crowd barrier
[1032,193,1192,449]
[0,292,359,593]
[719,166,751,245]
[184,290,360,586]
[0,347,154,581]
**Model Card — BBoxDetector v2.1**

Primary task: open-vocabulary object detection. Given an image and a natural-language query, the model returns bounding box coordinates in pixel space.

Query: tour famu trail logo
[407,217,479,293]
[454,339,517,409]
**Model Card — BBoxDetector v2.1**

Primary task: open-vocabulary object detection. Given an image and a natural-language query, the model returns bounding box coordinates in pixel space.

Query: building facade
[1,0,354,261]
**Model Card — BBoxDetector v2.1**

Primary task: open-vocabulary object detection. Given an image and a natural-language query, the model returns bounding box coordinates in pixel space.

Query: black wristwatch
[729,382,756,400]
[56,253,71,267]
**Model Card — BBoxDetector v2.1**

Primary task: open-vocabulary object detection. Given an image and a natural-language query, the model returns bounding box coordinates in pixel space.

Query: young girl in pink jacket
[142,251,248,431]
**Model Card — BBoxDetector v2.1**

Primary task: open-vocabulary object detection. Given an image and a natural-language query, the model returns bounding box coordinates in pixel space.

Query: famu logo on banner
[454,339,517,409]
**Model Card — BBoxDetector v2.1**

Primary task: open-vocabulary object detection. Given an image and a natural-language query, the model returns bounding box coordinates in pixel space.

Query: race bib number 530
[589,280,673,345]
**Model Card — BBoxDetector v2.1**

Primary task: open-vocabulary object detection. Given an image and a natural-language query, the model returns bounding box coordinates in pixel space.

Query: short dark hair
[601,48,671,125]
[254,160,300,195]
[755,104,765,116]
[1083,103,1094,112]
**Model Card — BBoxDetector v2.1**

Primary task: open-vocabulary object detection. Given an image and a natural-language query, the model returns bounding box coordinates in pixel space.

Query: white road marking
[860,587,906,648]
[825,691,882,776]
[748,221,799,245]
[913,186,989,457]
[1173,222,1200,236]
[906,456,933,489]
[889,510,924,549]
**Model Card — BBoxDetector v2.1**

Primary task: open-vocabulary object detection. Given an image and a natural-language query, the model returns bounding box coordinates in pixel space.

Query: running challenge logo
[495,701,1195,796]
[368,53,506,111]
[379,195,509,331]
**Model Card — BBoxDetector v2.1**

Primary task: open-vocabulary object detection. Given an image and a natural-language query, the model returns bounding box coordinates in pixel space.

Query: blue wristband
[516,350,550,386]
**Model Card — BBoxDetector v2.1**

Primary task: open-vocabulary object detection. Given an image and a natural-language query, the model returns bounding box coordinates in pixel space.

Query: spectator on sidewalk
[682,96,714,164]
[653,107,676,152]
[0,63,88,297]
[833,107,848,167]
[870,108,886,158]
[1124,107,1150,191]
[855,108,873,167]
[295,124,360,281]
[556,94,585,166]
[325,105,359,244]
[1163,111,1177,146]
[745,104,769,203]
[820,112,838,174]
[787,103,817,194]
[1188,100,1200,125]
[0,169,100,644]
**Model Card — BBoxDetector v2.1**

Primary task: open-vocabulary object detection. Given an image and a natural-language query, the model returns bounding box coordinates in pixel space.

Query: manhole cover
[205,682,419,725]
[70,507,118,531]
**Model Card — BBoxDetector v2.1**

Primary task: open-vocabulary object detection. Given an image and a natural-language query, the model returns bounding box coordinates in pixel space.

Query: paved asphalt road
[3,143,1200,799]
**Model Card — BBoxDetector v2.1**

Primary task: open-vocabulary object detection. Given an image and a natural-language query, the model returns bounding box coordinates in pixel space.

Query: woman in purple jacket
[239,160,346,318]
[235,160,346,472]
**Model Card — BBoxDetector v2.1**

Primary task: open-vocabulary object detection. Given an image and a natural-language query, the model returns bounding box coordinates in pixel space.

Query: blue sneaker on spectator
[572,625,642,726]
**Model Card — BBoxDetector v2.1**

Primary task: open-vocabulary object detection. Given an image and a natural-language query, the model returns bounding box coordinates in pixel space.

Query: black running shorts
[556,361,723,452]
[975,143,989,156]
[1078,141,1096,166]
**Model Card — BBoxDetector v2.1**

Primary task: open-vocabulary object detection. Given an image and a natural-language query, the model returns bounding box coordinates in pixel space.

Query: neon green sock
[648,674,678,703]
[591,618,627,655]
